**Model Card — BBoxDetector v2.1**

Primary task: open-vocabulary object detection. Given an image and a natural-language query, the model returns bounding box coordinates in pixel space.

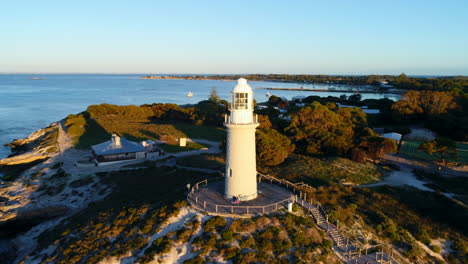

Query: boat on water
[187,91,193,97]
[266,92,271,98]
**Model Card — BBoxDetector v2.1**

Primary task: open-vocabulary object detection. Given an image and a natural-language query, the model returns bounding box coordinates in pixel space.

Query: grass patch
[65,114,110,149]
[65,111,224,150]
[413,170,468,195]
[159,141,206,153]
[174,123,225,141]
[268,154,381,186]
[177,154,225,170]
[399,140,468,164]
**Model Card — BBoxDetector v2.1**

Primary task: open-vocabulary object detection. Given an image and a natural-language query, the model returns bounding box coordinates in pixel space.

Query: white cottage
[91,134,146,166]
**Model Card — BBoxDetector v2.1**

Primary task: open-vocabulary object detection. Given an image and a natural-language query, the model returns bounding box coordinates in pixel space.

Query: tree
[285,102,370,155]
[347,94,362,105]
[267,95,283,106]
[419,91,456,115]
[209,86,220,103]
[418,137,457,165]
[392,90,457,116]
[352,137,397,162]
[391,90,424,116]
[257,115,272,129]
[256,128,295,167]
[195,100,227,125]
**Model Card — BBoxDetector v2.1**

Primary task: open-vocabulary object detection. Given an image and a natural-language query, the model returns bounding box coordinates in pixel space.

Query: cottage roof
[382,132,402,142]
[92,136,146,156]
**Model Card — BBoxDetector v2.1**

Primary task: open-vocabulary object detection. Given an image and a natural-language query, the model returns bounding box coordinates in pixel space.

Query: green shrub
[430,245,441,253]
[221,229,234,241]
[203,216,227,233]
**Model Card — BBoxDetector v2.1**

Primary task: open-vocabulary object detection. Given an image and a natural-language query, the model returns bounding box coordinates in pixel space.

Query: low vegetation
[144,74,468,94]
[302,184,468,264]
[177,154,225,170]
[188,214,339,264]
[64,103,225,150]
[267,154,382,186]
[413,170,468,196]
[32,166,213,264]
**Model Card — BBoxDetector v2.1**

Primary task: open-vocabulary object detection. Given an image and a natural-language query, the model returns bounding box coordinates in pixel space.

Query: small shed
[91,134,146,165]
[179,138,187,147]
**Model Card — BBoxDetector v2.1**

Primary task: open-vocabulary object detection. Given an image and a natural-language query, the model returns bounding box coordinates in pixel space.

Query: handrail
[256,173,400,264]
[188,176,399,263]
[188,178,294,215]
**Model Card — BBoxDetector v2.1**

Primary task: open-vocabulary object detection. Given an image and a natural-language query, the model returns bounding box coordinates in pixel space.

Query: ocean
[0,74,400,159]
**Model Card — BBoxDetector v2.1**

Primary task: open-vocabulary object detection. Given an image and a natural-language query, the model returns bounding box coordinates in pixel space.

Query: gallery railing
[187,178,294,215]
[187,175,400,263]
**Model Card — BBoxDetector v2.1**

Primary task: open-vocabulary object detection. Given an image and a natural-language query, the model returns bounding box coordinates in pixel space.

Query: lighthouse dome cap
[232,78,253,93]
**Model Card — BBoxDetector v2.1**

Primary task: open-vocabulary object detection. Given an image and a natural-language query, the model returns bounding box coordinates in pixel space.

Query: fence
[187,174,401,264]
[258,173,401,264]
[187,178,294,215]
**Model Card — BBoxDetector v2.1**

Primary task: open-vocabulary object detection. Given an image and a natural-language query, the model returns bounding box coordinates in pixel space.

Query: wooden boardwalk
[189,181,294,215]
[188,175,400,263]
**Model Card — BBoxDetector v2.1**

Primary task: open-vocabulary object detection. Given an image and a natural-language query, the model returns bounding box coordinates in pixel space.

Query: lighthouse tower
[224,78,259,201]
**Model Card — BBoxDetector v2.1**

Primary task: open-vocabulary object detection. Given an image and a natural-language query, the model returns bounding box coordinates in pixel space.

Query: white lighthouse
[224,78,259,201]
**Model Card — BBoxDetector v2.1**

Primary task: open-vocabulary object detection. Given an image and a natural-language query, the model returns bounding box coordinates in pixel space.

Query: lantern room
[228,78,255,124]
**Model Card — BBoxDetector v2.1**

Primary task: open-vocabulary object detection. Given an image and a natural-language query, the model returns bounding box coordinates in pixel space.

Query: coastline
[261,87,404,94]
[140,76,234,81]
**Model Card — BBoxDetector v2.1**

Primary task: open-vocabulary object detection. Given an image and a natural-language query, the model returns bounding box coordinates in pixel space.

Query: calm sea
[0,74,400,159]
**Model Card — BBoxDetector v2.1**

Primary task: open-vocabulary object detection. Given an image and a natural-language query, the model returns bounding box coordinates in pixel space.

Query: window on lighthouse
[233,93,248,110]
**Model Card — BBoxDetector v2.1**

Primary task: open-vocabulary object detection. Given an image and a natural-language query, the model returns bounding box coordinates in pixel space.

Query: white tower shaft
[225,78,259,201]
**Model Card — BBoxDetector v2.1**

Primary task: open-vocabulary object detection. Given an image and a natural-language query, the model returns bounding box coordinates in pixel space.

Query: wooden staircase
[328,228,345,247]
[309,206,326,224]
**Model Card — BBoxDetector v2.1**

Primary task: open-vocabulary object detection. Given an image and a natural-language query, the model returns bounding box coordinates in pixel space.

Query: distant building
[336,103,380,114]
[363,109,380,114]
[295,103,305,107]
[382,132,402,143]
[379,80,393,88]
[292,95,306,102]
[91,134,146,166]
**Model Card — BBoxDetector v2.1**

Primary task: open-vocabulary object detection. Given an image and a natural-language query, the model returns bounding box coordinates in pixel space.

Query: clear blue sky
[1,0,467,75]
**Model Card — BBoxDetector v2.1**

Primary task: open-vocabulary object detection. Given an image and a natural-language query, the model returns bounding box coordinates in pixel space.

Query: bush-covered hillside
[64,103,226,150]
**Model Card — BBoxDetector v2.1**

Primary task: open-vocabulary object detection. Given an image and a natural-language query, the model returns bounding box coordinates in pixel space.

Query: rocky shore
[0,120,110,264]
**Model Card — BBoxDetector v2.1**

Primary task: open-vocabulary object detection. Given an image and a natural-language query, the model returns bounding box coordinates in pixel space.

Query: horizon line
[0,72,466,77]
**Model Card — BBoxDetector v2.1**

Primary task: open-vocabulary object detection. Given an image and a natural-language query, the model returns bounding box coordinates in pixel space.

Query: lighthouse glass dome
[232,92,248,110]
[228,78,255,124]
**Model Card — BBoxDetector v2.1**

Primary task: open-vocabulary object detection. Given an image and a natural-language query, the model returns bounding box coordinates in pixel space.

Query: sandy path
[56,120,73,155]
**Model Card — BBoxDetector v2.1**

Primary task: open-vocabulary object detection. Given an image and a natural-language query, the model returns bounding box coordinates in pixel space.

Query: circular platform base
[188,181,294,216]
